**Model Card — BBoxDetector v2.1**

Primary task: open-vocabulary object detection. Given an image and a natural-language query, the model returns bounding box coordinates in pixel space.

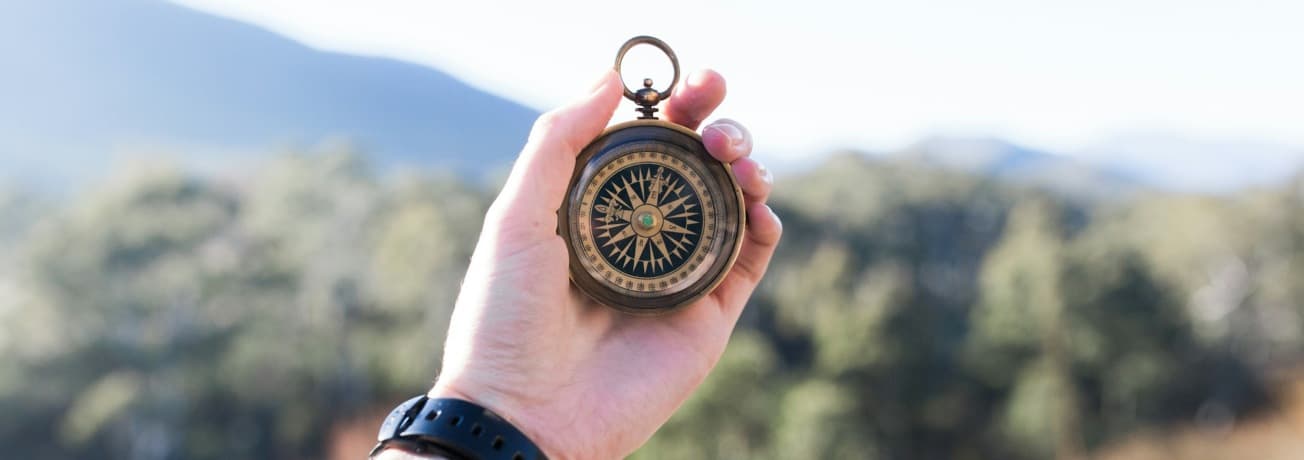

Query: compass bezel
[560,119,746,314]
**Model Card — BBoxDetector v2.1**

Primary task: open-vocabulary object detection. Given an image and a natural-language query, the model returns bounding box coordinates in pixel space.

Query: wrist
[375,391,550,460]
[427,380,559,459]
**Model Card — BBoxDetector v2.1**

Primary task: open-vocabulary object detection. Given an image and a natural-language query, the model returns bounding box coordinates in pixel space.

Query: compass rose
[591,163,702,278]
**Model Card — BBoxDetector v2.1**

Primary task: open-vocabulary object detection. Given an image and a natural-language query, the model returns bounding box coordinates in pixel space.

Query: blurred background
[2,0,1302,458]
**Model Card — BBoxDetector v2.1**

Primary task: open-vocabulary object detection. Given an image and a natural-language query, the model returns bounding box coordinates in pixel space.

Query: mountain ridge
[0,0,539,186]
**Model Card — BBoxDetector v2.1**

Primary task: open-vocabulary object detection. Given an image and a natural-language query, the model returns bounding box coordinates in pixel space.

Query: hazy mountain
[900,135,1304,197]
[0,0,539,187]
[902,136,1144,200]
[1075,134,1304,193]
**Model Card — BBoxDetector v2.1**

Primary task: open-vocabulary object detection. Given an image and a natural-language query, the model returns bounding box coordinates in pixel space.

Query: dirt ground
[1096,376,1304,460]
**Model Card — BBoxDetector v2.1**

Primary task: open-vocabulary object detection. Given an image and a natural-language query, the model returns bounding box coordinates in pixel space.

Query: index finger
[662,69,726,131]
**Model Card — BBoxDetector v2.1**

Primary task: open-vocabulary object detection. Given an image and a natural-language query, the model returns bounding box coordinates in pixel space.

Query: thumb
[488,69,623,238]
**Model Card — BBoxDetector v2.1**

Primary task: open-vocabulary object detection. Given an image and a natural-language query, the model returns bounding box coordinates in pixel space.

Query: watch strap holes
[378,397,546,460]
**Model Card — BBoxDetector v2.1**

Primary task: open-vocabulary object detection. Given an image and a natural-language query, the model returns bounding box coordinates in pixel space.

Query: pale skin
[376,68,781,460]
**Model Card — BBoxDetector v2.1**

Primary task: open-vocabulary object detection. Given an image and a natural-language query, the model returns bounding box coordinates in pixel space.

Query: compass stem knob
[613,36,680,120]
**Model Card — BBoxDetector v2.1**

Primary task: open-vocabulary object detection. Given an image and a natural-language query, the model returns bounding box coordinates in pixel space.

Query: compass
[560,36,745,314]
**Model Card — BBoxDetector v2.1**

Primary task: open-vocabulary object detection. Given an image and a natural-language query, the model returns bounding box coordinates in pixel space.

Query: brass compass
[560,36,745,314]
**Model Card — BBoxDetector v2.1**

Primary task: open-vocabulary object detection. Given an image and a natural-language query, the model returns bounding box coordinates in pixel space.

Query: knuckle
[528,111,562,141]
[735,260,762,285]
[528,110,581,154]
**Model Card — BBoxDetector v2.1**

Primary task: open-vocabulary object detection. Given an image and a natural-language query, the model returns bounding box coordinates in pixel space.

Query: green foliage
[0,151,1297,459]
[0,152,487,459]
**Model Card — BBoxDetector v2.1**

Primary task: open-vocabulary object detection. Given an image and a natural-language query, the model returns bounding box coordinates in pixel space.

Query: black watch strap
[372,396,548,460]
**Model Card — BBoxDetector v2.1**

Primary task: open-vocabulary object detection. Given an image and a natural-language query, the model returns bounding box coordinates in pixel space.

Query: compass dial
[563,122,744,313]
[581,150,713,289]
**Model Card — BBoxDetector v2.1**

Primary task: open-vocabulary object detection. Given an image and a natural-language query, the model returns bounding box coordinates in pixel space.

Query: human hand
[429,69,781,459]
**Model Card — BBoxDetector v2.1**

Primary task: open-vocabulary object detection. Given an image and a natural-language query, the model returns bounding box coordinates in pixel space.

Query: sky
[173,0,1304,162]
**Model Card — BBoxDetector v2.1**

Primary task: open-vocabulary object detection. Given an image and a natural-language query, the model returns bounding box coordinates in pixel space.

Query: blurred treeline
[0,150,1301,459]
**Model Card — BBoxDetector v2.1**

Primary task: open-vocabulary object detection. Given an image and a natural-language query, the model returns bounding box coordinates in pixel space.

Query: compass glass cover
[569,134,735,304]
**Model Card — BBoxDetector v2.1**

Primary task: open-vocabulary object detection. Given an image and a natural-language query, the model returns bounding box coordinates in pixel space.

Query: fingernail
[758,162,773,184]
[687,70,710,87]
[708,123,744,147]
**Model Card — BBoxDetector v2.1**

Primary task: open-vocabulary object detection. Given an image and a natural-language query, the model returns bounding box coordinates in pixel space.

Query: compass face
[584,153,711,287]
[563,122,744,312]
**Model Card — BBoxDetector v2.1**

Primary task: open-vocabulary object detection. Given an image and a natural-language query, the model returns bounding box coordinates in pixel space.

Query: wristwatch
[372,396,548,460]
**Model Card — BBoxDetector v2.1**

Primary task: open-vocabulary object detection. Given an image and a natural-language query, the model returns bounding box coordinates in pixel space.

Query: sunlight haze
[174,0,1304,161]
